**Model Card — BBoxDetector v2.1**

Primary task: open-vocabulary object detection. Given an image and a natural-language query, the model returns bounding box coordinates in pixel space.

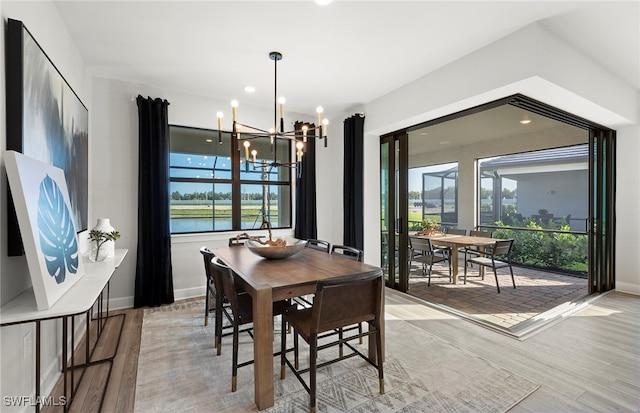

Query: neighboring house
[480,145,588,231]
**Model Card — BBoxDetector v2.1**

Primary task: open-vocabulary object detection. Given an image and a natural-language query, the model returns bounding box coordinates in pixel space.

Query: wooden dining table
[411,233,498,284]
[212,245,385,411]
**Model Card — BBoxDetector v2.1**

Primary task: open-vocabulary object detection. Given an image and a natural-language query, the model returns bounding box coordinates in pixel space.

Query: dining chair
[331,245,363,261]
[281,271,384,413]
[209,256,296,392]
[329,244,364,343]
[469,229,493,238]
[305,239,331,253]
[408,237,451,286]
[200,247,247,355]
[465,230,494,266]
[447,228,467,235]
[463,238,516,293]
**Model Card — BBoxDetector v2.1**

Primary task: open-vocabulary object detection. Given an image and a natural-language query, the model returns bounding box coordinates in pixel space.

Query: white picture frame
[4,150,85,310]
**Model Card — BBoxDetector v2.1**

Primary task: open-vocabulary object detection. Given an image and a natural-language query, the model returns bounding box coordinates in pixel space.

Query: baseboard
[107,286,206,311]
[614,282,640,296]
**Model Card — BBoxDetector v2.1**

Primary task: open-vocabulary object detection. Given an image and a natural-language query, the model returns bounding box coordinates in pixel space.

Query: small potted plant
[88,229,120,262]
[417,218,441,236]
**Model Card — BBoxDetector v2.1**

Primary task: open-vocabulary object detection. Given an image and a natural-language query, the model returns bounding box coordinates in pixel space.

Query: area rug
[134,300,539,412]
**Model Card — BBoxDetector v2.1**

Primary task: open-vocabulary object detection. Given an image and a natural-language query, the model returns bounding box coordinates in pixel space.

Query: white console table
[0,249,128,412]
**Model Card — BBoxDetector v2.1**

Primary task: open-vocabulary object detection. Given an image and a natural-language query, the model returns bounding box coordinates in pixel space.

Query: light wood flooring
[45,290,638,412]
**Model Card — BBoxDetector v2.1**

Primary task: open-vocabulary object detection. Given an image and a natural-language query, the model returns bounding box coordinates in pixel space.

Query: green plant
[420,218,440,233]
[88,229,121,261]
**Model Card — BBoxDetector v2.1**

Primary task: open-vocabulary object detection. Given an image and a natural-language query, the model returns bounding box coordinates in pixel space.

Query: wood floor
[45,290,638,412]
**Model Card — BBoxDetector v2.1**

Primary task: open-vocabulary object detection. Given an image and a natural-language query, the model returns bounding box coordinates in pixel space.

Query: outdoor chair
[209,256,296,392]
[465,230,494,266]
[408,237,451,286]
[447,228,467,235]
[306,239,331,253]
[281,271,385,413]
[464,238,516,293]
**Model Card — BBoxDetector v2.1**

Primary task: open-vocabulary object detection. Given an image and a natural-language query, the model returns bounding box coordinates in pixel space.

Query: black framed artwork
[6,18,89,256]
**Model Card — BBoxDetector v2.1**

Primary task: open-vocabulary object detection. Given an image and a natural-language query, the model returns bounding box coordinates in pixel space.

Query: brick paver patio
[406,258,589,330]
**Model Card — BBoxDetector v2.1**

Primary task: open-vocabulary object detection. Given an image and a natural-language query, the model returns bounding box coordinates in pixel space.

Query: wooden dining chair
[447,228,467,235]
[281,270,384,413]
[329,244,365,343]
[209,256,296,392]
[408,237,451,286]
[305,239,331,253]
[200,247,247,355]
[330,244,363,261]
[464,238,516,293]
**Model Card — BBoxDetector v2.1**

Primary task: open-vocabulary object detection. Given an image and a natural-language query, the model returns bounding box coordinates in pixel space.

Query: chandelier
[216,51,328,177]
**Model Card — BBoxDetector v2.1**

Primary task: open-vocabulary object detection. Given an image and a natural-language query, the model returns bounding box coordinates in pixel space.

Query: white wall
[90,77,316,308]
[0,2,91,409]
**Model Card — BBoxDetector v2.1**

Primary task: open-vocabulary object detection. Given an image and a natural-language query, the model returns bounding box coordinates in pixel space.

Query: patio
[406,257,589,336]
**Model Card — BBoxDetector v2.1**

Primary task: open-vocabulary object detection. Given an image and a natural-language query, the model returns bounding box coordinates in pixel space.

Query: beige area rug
[134,300,539,412]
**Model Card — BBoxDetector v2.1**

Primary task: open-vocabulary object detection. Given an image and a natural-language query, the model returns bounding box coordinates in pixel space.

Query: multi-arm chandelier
[216,51,328,176]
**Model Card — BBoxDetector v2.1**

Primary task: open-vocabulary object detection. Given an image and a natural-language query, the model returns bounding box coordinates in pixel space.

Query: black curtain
[343,114,365,250]
[134,96,174,308]
[294,121,318,240]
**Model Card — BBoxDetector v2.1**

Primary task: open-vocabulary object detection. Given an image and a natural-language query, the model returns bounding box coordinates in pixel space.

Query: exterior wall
[516,169,588,230]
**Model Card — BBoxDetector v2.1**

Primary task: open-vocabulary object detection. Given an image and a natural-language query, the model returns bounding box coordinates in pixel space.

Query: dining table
[212,245,385,411]
[411,233,498,284]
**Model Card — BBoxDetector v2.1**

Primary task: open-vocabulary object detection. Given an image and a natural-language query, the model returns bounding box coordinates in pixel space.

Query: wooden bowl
[244,239,307,259]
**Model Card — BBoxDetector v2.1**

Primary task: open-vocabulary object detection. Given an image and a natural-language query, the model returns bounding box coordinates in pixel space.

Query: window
[408,162,458,230]
[169,125,292,234]
[477,144,588,231]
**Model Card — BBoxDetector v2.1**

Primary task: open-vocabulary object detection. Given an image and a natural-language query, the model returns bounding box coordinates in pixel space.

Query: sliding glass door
[380,94,616,296]
[380,132,408,291]
[589,129,616,293]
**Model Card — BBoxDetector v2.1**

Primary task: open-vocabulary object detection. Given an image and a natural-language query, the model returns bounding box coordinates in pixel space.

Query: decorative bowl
[245,238,307,260]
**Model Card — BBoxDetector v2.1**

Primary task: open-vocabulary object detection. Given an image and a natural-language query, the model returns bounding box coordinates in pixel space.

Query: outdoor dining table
[212,245,385,411]
[412,233,498,284]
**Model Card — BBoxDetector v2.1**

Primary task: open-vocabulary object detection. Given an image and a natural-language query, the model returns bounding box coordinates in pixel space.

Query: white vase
[91,218,116,261]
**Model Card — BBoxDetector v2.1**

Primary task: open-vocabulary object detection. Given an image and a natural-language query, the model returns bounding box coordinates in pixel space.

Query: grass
[171,207,269,218]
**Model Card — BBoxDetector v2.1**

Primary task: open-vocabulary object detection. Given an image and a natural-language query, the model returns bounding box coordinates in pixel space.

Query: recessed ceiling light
[420,132,428,136]
[243,85,256,93]
[439,140,451,145]
[206,138,213,143]
[520,119,532,124]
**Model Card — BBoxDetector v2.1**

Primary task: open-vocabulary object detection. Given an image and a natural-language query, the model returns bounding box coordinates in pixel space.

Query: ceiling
[53,1,639,120]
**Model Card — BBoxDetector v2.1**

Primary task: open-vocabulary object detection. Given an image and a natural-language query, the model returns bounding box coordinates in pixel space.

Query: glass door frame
[380,94,616,296]
[380,132,409,291]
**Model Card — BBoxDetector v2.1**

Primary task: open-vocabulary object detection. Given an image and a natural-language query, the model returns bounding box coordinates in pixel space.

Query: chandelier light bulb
[216,51,328,177]
[216,111,224,131]
[243,140,250,160]
[231,100,239,122]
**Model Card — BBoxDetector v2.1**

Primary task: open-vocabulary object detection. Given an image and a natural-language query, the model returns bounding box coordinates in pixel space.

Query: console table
[0,249,128,412]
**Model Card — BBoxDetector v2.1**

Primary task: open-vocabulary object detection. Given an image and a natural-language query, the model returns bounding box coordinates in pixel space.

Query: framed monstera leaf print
[4,150,85,310]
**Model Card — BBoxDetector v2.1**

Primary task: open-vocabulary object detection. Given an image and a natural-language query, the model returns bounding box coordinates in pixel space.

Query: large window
[169,125,292,234]
[477,144,588,231]
[408,162,458,230]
